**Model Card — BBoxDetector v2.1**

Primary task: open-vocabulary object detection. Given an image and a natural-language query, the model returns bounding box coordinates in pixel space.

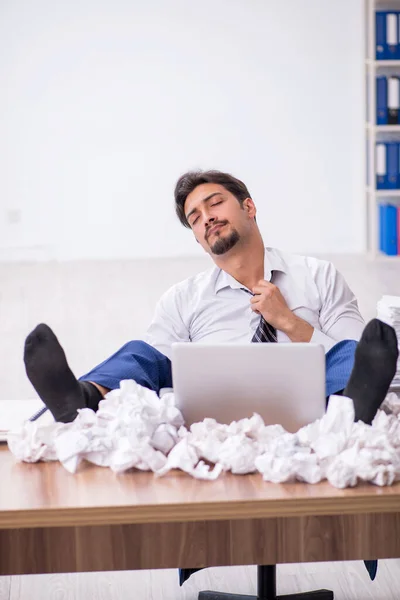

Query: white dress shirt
[145,247,365,359]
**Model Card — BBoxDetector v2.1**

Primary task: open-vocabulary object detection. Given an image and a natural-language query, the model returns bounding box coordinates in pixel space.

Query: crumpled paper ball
[7,383,400,489]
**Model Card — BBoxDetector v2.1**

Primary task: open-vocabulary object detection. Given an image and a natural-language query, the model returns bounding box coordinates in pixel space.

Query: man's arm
[307,259,365,351]
[251,260,365,350]
[251,281,314,342]
[144,287,190,360]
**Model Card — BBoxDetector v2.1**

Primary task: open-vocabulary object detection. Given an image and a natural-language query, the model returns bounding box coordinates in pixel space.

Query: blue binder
[379,204,385,252]
[379,204,398,255]
[398,142,400,187]
[397,12,400,59]
[376,12,387,59]
[376,76,388,124]
[376,143,388,189]
[386,12,398,60]
[387,142,399,188]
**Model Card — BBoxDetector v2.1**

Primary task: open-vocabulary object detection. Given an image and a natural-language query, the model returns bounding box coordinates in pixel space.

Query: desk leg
[199,565,334,600]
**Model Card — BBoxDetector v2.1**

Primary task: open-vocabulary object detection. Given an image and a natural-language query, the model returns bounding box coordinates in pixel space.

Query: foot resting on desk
[24,324,102,423]
[24,319,398,427]
[344,318,398,425]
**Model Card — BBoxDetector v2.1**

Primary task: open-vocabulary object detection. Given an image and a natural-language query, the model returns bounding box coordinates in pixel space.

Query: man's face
[184,183,255,257]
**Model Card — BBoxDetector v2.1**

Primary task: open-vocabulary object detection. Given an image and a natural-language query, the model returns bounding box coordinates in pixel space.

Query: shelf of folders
[376,141,400,189]
[374,11,400,255]
[376,11,400,60]
[376,75,400,124]
[375,139,400,254]
[378,201,399,255]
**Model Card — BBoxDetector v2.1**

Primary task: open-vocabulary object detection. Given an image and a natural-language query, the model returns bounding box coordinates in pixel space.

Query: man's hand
[251,280,314,342]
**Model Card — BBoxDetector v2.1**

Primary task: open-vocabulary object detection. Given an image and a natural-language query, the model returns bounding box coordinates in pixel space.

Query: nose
[205,215,216,228]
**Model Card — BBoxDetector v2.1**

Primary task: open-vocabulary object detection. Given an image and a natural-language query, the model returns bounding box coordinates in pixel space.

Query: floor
[1,253,400,599]
[2,561,400,600]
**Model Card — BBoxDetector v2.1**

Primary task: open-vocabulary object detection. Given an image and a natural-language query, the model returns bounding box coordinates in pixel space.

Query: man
[23,170,398,586]
[24,170,398,426]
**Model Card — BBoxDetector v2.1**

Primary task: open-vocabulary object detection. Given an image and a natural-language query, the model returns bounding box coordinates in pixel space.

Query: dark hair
[174,170,251,228]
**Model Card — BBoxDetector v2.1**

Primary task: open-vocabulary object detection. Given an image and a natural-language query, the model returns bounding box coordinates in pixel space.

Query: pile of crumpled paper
[7,380,400,489]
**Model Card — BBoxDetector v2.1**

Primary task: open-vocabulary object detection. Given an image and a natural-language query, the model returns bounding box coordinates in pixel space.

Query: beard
[209,228,240,255]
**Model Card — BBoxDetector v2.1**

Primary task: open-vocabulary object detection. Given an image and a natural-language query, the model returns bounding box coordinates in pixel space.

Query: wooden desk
[1,445,400,576]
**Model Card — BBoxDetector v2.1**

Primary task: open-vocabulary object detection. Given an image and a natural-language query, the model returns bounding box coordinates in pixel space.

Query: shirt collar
[214,247,287,294]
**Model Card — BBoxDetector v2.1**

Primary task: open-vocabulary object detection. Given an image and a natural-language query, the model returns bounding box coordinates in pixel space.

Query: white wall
[0,0,365,261]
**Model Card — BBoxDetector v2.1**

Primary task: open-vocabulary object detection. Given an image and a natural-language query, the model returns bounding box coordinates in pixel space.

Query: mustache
[205,221,228,240]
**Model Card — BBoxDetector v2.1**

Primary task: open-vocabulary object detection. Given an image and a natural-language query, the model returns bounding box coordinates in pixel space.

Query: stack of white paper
[377,295,400,387]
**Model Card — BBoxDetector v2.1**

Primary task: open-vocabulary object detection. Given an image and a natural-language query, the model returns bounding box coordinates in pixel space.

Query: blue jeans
[79,338,377,584]
[80,339,354,398]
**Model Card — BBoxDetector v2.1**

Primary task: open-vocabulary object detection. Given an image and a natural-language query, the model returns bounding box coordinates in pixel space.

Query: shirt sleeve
[310,260,365,352]
[144,286,190,360]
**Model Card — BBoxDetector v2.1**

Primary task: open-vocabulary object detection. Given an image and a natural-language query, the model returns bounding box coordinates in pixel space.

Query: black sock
[24,324,103,423]
[344,318,399,424]
[80,380,104,412]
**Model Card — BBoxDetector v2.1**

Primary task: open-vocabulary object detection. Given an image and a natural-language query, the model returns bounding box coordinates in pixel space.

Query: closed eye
[190,199,223,227]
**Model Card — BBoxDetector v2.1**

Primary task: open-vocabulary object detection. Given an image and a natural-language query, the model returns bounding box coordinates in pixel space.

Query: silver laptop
[171,343,326,433]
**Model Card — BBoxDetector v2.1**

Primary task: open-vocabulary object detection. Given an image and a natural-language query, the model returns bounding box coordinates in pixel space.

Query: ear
[242,197,257,219]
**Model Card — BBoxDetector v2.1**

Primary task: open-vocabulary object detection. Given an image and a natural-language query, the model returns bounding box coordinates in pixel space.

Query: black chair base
[198,565,334,600]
